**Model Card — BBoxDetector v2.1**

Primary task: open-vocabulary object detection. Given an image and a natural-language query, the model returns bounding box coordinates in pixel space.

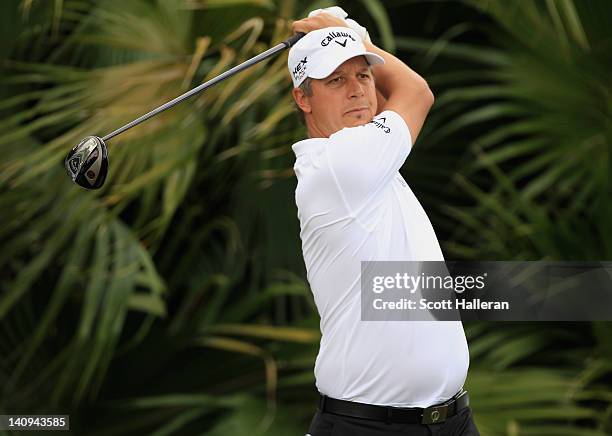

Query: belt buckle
[421,404,448,424]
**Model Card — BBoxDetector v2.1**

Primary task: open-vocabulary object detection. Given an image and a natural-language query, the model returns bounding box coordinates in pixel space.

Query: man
[288,8,480,436]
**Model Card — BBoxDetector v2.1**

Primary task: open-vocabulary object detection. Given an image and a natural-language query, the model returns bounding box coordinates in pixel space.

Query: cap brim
[308,52,385,80]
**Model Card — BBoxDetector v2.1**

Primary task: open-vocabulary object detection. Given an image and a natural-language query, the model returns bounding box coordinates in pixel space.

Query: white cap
[288,27,384,88]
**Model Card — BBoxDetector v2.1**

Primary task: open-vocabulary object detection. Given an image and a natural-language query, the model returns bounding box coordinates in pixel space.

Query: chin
[343,116,365,126]
[351,118,371,127]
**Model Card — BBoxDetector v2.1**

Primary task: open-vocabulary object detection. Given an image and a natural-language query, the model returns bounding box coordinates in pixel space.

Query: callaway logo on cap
[287,27,384,88]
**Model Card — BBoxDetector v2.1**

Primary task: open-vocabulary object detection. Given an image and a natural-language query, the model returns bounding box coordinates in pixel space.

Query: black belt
[318,389,469,425]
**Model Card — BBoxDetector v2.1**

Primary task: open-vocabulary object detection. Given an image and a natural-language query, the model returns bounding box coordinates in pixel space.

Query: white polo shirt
[292,110,469,407]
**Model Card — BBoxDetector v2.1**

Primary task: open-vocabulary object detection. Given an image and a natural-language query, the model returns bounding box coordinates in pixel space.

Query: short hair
[293,77,313,127]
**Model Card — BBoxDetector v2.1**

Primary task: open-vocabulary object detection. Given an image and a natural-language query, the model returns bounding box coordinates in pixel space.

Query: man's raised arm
[365,40,434,142]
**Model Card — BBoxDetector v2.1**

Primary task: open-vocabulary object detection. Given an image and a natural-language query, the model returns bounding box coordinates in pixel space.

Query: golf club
[65,32,305,190]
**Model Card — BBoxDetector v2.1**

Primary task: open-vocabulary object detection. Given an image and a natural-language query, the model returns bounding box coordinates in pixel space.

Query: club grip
[284,32,305,48]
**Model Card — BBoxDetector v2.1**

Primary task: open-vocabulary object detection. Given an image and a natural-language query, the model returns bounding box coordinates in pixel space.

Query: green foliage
[1,0,611,435]
[401,0,612,262]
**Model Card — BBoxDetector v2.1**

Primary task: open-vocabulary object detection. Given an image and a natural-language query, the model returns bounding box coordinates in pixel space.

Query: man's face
[294,56,377,138]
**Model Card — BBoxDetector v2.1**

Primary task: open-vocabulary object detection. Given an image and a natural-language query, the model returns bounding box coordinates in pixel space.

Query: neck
[305,117,328,139]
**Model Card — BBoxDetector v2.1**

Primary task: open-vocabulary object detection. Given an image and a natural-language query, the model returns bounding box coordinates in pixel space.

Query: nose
[347,76,365,98]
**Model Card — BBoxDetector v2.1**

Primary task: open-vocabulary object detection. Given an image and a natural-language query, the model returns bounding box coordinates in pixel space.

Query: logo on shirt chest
[369,116,391,134]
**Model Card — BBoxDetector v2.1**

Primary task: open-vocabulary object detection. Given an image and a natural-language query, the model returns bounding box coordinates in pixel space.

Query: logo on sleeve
[292,57,308,82]
[320,31,356,47]
[369,116,391,134]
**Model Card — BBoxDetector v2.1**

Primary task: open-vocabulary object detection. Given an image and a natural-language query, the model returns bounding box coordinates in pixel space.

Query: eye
[329,76,343,84]
[359,73,371,79]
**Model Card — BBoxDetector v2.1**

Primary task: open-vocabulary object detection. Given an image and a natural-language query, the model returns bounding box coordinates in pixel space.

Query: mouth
[344,107,369,115]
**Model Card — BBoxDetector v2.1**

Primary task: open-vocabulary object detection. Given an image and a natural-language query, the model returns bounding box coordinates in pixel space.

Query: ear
[292,87,312,114]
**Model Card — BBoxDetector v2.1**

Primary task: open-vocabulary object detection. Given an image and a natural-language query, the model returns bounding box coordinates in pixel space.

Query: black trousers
[306,406,481,436]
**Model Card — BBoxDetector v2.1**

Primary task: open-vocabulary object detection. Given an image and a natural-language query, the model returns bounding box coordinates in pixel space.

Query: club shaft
[101,33,304,142]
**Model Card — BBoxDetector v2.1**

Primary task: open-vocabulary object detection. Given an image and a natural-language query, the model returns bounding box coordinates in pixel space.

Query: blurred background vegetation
[1,0,611,434]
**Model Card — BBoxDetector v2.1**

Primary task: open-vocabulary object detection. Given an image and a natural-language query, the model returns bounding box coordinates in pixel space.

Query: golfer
[288,9,480,436]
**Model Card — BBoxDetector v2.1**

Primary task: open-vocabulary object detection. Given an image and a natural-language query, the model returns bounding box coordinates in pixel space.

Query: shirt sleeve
[326,110,413,222]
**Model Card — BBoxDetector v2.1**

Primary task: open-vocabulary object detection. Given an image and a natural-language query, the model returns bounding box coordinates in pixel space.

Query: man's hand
[292,12,349,34]
[308,7,371,43]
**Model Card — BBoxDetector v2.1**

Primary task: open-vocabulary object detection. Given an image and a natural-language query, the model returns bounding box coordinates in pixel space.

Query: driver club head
[64,136,108,190]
